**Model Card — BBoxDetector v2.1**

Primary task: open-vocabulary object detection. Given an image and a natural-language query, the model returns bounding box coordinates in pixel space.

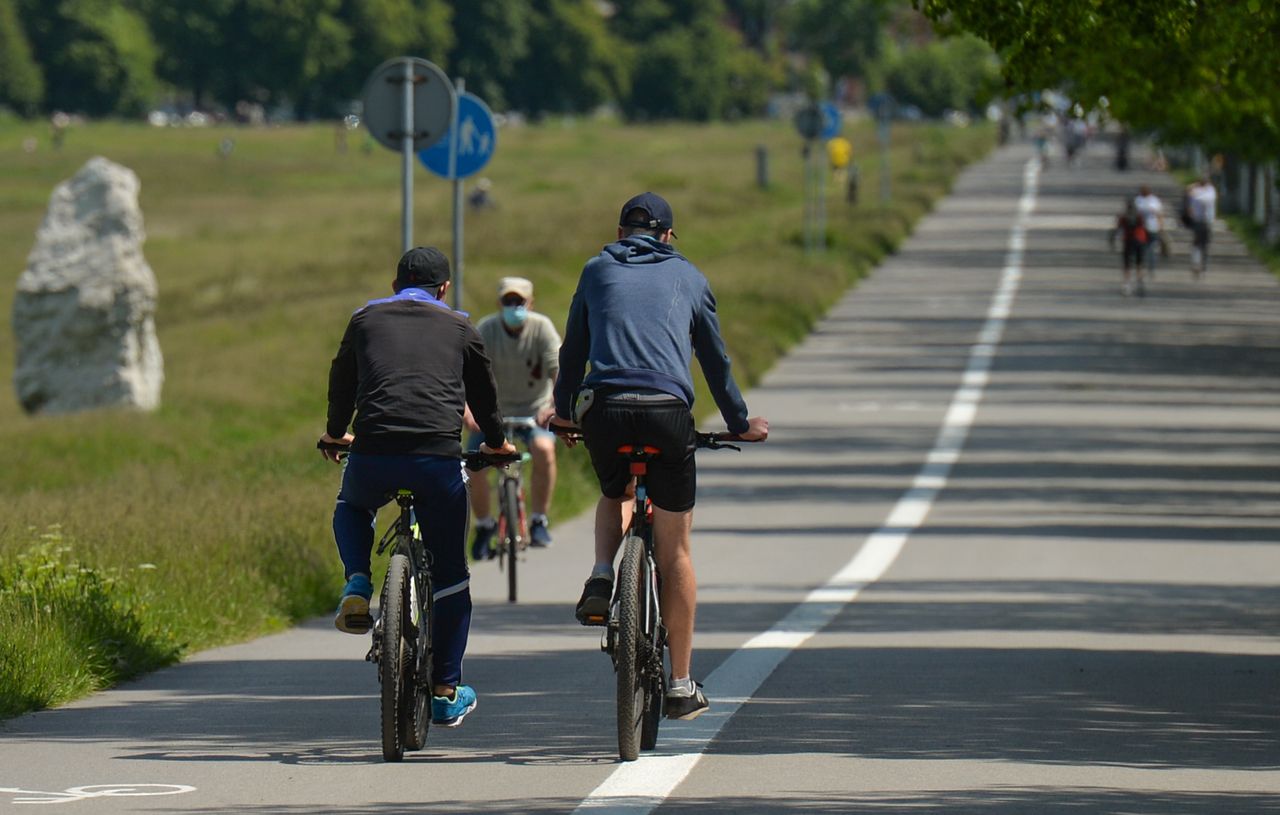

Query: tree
[18,0,159,116]
[509,0,628,115]
[914,0,1280,158]
[0,0,44,115]
[884,33,998,117]
[445,0,530,110]
[786,0,891,84]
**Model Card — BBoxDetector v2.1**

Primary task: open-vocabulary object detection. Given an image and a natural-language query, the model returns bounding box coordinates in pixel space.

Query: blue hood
[603,236,683,265]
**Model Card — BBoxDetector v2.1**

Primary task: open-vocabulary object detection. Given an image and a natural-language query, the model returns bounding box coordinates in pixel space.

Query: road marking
[0,784,196,805]
[574,156,1041,814]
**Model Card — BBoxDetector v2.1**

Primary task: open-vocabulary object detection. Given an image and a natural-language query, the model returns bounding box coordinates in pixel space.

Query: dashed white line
[574,156,1041,814]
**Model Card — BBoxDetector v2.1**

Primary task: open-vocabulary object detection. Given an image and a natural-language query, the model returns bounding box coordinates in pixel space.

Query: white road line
[574,157,1041,815]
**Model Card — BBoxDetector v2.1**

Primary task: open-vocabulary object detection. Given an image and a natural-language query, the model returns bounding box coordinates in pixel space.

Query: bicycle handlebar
[315,440,521,470]
[548,424,762,451]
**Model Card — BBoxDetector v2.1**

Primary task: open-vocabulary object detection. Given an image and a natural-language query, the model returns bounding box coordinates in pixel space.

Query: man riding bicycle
[320,246,516,727]
[465,276,561,558]
[550,193,768,720]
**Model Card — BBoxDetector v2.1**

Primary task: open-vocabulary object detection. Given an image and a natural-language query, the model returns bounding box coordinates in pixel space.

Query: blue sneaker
[431,685,477,727]
[334,573,373,634]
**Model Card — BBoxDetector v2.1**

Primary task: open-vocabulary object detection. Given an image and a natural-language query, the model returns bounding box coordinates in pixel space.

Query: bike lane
[661,146,1280,811]
[2,143,1277,813]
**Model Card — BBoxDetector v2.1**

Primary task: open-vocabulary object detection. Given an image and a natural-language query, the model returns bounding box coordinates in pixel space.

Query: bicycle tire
[616,535,644,761]
[402,563,432,752]
[380,553,411,762]
[500,477,521,603]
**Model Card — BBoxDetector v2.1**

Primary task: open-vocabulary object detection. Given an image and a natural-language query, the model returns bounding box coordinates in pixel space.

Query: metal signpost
[795,103,839,255]
[419,86,498,310]
[361,57,455,253]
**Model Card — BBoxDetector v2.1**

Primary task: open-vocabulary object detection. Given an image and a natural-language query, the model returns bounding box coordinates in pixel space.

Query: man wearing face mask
[466,277,562,559]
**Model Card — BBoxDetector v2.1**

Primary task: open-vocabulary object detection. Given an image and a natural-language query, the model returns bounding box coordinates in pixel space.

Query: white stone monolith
[13,156,163,414]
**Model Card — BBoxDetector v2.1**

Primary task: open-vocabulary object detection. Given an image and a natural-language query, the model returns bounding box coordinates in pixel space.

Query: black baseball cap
[619,192,677,237]
[396,246,451,288]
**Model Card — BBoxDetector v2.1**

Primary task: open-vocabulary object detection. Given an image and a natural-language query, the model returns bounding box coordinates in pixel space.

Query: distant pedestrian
[1133,185,1165,279]
[1110,197,1148,297]
[1185,175,1217,278]
[1114,127,1130,171]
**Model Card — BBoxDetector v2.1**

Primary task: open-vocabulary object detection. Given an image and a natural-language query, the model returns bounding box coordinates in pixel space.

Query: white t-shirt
[1134,193,1163,234]
[475,311,561,418]
[1189,184,1217,224]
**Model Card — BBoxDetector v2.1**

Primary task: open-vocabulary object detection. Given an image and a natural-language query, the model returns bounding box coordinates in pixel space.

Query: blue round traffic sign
[418,92,497,179]
[820,102,842,140]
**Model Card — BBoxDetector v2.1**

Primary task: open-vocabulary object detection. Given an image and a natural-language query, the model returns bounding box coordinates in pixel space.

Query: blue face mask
[501,304,528,328]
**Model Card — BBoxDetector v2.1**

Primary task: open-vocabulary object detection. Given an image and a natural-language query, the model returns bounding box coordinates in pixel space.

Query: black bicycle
[318,441,516,762]
[553,427,748,761]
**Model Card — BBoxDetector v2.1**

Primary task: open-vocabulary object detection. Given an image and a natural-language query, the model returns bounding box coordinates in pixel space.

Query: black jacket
[327,288,504,456]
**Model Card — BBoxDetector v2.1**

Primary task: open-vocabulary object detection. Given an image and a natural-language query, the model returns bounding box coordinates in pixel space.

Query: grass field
[0,115,992,717]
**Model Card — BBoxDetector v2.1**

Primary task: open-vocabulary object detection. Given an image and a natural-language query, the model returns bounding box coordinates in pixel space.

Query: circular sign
[820,102,842,140]
[418,92,498,180]
[793,105,823,140]
[362,57,454,153]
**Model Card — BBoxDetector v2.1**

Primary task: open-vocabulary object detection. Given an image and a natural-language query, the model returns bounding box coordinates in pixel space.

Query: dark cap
[619,192,677,237]
[396,246,451,288]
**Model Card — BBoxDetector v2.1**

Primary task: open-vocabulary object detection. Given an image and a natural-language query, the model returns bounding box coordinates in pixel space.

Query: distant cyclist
[550,192,768,720]
[465,277,562,558]
[320,246,515,727]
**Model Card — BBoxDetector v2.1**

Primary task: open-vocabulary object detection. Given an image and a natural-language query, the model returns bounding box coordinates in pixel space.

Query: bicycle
[486,417,539,603]
[317,440,517,762]
[552,426,749,761]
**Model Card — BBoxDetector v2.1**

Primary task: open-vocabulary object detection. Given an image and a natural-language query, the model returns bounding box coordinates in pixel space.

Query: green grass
[0,116,992,716]
[1224,214,1280,279]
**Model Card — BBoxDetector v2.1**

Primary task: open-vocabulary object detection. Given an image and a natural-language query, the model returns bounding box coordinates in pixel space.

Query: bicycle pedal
[343,613,374,634]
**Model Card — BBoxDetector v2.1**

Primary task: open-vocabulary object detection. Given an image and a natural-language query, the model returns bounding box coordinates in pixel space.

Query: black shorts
[581,393,697,512]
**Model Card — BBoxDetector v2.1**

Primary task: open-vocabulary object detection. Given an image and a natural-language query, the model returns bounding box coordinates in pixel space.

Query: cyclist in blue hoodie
[551,192,768,721]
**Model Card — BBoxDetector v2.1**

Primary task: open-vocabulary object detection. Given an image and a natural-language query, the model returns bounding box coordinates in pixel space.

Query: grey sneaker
[665,680,709,720]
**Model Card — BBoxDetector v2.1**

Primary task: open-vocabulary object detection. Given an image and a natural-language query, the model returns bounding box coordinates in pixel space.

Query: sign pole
[400,58,414,252]
[450,78,465,310]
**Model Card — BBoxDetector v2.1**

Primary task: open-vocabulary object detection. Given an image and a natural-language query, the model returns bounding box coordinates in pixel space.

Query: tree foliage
[19,0,159,116]
[914,0,1280,158]
[884,33,998,117]
[0,0,44,115]
[786,0,890,83]
[509,0,629,115]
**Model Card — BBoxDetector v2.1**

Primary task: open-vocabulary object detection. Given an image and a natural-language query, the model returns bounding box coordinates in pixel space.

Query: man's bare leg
[652,506,695,679]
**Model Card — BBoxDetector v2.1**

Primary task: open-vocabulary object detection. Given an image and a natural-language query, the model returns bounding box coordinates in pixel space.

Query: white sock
[669,676,695,695]
[475,517,495,529]
[531,513,548,525]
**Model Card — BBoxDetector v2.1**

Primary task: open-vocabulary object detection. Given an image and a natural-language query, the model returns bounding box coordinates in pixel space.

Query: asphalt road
[3,142,1278,814]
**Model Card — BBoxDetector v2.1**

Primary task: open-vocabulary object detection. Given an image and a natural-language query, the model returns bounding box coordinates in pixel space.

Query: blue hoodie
[554,235,749,435]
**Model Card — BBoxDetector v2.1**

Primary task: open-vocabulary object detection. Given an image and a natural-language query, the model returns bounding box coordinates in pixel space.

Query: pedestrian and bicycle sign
[418,92,497,180]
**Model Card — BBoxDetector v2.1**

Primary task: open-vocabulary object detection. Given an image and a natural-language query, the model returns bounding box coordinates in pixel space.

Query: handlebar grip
[317,440,351,453]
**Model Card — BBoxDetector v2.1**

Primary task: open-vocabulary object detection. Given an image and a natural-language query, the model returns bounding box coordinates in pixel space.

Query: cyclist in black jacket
[320,246,515,727]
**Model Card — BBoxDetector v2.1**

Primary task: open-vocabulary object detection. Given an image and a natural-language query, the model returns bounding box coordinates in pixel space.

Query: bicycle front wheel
[615,535,645,761]
[500,477,521,603]
[380,553,411,762]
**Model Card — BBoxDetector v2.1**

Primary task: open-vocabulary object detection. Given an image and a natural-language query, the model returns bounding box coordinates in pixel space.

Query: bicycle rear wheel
[500,477,521,603]
[380,553,411,762]
[615,535,644,761]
